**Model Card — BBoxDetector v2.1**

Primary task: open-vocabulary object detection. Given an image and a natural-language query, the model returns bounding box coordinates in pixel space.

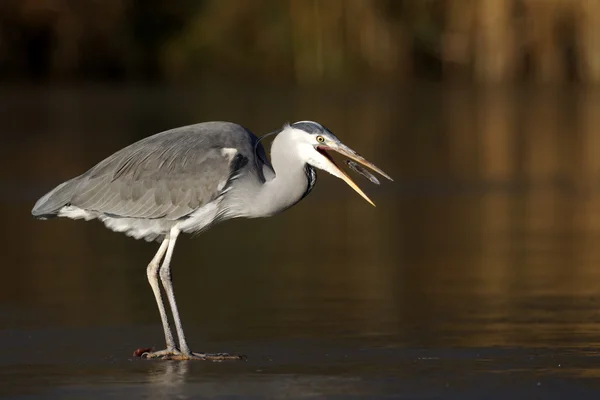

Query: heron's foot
[166,351,246,361]
[134,347,245,361]
[136,348,182,359]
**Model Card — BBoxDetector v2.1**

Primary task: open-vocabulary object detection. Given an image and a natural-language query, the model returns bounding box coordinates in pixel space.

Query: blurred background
[3,1,600,398]
[1,0,599,83]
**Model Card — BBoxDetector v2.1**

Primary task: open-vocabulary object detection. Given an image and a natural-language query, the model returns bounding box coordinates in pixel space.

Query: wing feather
[69,122,256,220]
[32,122,267,222]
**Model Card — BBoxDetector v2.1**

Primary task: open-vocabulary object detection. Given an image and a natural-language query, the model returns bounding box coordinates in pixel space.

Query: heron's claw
[135,348,245,361]
[138,348,182,359]
[167,352,246,361]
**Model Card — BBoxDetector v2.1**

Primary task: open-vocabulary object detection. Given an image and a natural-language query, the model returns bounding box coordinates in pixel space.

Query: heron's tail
[31,177,81,219]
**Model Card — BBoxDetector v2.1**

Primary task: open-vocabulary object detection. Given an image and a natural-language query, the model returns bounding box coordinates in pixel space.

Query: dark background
[1,0,599,84]
[3,1,600,399]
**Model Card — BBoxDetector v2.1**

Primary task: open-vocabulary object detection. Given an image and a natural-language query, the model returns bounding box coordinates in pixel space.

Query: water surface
[2,85,600,398]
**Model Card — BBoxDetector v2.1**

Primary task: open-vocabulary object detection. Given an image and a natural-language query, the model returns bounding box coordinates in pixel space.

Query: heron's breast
[178,199,222,233]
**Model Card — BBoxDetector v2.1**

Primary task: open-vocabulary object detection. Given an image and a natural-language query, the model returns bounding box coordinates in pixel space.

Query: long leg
[158,226,191,354]
[146,237,177,352]
[145,226,243,361]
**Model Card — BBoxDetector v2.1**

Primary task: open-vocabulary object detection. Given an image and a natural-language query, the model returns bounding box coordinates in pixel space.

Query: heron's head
[285,121,393,206]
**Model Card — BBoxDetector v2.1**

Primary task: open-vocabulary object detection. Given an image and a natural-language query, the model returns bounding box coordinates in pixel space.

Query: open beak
[316,143,393,207]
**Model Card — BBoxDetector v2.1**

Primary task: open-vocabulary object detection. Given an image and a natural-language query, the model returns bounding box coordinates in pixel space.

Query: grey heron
[32,120,392,360]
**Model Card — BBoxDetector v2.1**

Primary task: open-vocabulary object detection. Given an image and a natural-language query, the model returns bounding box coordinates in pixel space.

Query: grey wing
[70,129,251,220]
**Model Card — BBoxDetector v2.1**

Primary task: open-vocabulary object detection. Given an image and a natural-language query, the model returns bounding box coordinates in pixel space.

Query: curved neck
[247,129,310,217]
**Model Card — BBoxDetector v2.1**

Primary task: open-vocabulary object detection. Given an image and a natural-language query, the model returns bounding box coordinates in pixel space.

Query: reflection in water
[3,86,600,397]
[145,362,189,399]
[139,361,371,399]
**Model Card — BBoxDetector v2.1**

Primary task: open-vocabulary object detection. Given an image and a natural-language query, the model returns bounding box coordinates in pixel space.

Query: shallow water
[3,85,600,398]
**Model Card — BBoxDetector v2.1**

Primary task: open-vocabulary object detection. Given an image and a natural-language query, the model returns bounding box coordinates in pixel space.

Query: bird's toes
[190,352,247,361]
[138,348,182,359]
[134,347,245,361]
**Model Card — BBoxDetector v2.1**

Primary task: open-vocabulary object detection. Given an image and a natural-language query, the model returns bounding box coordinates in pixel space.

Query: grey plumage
[33,121,274,241]
[32,119,391,360]
[32,177,81,217]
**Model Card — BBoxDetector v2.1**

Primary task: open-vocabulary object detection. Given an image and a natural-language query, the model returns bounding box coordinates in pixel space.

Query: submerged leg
[147,226,243,361]
[144,237,178,357]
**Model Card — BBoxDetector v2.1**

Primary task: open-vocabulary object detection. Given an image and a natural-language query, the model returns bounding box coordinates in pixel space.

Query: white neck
[245,128,310,217]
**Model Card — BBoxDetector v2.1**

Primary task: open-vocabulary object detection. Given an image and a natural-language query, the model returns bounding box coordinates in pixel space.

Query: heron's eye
[316,136,325,143]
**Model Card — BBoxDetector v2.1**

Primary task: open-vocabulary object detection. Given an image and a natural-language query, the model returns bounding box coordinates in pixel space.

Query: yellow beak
[317,143,393,206]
